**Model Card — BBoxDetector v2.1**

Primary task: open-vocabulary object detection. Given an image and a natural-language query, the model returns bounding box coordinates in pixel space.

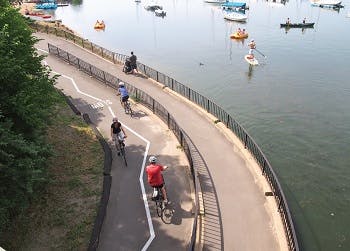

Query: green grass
[2,96,104,251]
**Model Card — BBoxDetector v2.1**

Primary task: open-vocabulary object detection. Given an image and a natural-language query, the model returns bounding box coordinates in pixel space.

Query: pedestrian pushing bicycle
[111,117,128,166]
[117,82,133,116]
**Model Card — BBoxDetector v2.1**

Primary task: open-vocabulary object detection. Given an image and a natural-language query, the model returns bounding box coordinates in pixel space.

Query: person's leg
[161,187,168,202]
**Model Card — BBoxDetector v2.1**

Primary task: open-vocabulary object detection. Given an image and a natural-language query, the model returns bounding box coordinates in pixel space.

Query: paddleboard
[244,55,259,65]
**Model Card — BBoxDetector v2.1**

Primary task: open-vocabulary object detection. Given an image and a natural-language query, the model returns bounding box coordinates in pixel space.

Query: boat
[144,1,163,11]
[222,2,247,10]
[310,0,343,7]
[155,9,166,17]
[280,22,315,28]
[204,0,227,3]
[230,32,248,39]
[245,55,258,65]
[94,22,105,30]
[223,11,247,22]
[36,0,58,9]
[42,14,52,18]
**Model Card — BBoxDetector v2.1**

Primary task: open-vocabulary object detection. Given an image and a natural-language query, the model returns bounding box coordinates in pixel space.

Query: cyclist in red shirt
[146,156,169,204]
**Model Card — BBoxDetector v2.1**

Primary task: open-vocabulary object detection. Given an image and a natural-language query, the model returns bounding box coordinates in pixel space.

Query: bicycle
[151,185,173,224]
[120,96,133,117]
[114,132,127,166]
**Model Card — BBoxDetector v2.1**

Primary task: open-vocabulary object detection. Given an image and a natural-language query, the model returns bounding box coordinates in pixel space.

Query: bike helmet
[112,117,118,122]
[119,81,125,87]
[149,156,157,163]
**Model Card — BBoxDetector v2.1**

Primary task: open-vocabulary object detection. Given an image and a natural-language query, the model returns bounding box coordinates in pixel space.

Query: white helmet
[118,81,125,87]
[149,156,157,163]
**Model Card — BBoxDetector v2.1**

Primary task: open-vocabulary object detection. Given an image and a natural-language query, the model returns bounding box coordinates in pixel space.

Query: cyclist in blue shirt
[117,82,129,109]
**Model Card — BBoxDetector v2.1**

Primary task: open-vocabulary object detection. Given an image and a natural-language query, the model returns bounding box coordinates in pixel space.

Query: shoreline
[17,2,79,36]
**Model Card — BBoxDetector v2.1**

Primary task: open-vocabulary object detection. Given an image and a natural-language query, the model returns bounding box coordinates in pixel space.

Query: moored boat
[204,0,227,3]
[223,11,247,22]
[280,22,315,28]
[222,1,248,10]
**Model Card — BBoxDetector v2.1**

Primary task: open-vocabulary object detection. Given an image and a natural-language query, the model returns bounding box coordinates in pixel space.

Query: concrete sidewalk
[36,33,288,251]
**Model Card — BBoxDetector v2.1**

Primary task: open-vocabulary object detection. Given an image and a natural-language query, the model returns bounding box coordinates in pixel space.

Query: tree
[0,0,59,237]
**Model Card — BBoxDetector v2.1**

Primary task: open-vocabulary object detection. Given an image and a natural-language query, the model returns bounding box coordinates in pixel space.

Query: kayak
[244,55,259,65]
[230,32,248,39]
[280,22,315,28]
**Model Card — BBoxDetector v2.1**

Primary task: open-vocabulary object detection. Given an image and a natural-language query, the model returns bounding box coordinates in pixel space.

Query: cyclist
[117,82,130,111]
[110,117,127,155]
[146,156,170,204]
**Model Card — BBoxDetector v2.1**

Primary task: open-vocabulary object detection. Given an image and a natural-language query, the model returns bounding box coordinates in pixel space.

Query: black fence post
[143,65,146,75]
[226,114,230,127]
[207,99,210,112]
[89,65,92,76]
[167,112,170,128]
[77,58,80,70]
[244,134,248,149]
[91,42,93,52]
[82,38,85,48]
[103,71,106,83]
[171,79,174,90]
[152,99,155,113]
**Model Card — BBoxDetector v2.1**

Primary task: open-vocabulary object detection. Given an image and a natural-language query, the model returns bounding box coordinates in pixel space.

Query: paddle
[254,48,267,58]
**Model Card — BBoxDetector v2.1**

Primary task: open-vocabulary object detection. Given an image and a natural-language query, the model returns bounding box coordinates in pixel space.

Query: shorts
[151,183,164,189]
[249,49,254,55]
[121,95,129,102]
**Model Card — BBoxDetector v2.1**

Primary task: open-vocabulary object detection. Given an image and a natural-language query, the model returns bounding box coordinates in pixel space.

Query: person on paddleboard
[248,39,256,59]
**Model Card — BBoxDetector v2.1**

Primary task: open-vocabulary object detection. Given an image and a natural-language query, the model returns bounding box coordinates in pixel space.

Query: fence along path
[35,28,297,250]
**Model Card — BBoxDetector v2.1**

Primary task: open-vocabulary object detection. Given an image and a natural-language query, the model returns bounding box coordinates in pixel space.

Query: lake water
[53,0,350,249]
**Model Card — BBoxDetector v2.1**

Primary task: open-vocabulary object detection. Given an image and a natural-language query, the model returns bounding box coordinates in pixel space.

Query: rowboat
[280,22,315,28]
[224,12,247,22]
[230,32,248,39]
[244,55,258,65]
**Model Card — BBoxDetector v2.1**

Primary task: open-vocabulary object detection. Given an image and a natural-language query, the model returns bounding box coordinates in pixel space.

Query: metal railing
[42,26,299,249]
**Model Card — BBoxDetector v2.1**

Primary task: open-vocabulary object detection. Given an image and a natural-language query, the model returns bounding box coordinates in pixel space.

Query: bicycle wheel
[161,205,173,224]
[127,102,133,117]
[155,200,163,217]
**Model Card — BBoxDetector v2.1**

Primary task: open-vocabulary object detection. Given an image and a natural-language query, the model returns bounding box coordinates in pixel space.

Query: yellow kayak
[230,32,248,39]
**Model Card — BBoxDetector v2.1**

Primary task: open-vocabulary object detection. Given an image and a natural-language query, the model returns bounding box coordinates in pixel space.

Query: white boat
[310,0,342,6]
[223,11,247,22]
[204,0,227,3]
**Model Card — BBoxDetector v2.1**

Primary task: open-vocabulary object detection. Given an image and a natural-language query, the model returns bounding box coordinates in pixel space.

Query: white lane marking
[46,62,155,250]
[37,48,48,54]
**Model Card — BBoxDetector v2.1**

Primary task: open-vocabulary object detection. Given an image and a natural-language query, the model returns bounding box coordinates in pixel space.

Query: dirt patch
[2,97,104,250]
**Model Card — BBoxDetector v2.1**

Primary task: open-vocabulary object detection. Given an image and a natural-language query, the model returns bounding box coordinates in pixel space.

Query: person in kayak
[248,39,256,59]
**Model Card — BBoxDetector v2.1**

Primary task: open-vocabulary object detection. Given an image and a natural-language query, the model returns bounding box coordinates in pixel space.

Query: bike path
[38,49,194,250]
[36,33,288,251]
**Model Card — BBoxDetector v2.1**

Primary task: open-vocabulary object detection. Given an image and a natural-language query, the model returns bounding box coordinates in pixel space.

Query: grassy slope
[3,96,104,250]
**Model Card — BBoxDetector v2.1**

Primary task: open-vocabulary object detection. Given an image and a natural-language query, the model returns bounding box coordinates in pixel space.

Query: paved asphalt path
[35,33,287,251]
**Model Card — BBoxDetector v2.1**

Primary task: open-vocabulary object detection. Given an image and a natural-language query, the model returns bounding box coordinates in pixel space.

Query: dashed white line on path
[42,56,155,250]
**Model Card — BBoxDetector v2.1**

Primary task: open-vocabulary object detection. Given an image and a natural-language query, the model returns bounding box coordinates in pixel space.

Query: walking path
[35,33,288,251]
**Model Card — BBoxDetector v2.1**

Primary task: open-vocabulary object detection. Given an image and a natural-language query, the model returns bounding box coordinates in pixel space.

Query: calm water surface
[54,0,350,249]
